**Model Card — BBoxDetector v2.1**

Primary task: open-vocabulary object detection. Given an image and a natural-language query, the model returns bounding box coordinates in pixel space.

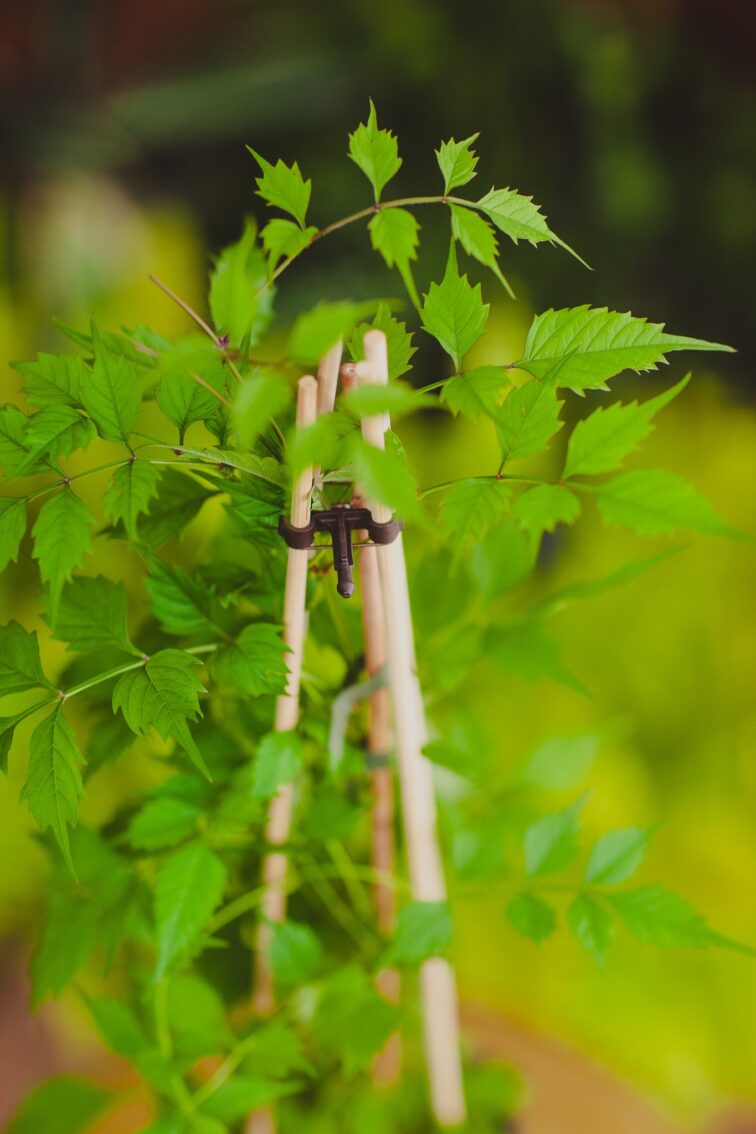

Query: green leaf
[476,187,577,260]
[208,218,273,346]
[1,708,37,773]
[595,470,728,536]
[488,620,587,694]
[232,370,290,448]
[384,901,453,967]
[436,134,479,194]
[167,972,234,1059]
[313,965,397,1076]
[369,207,419,267]
[32,486,93,614]
[350,440,419,520]
[495,381,563,464]
[154,841,227,978]
[289,301,366,365]
[450,204,512,296]
[568,893,614,966]
[201,1078,298,1124]
[127,796,201,851]
[117,466,208,548]
[12,352,86,408]
[441,365,510,419]
[440,478,512,549]
[156,372,222,442]
[83,995,149,1058]
[261,218,317,272]
[31,889,100,1003]
[267,919,322,986]
[513,484,581,538]
[348,101,401,201]
[608,886,729,949]
[0,622,52,696]
[113,649,208,778]
[348,304,416,381]
[342,380,426,421]
[0,496,27,571]
[16,407,95,474]
[524,801,583,876]
[104,459,162,541]
[212,623,288,696]
[513,307,733,392]
[6,1076,108,1134]
[0,405,45,478]
[20,705,84,872]
[506,892,556,943]
[146,559,218,637]
[563,375,690,478]
[421,245,489,370]
[586,826,652,885]
[49,575,133,653]
[520,732,600,791]
[83,321,142,441]
[253,730,303,798]
[247,149,311,227]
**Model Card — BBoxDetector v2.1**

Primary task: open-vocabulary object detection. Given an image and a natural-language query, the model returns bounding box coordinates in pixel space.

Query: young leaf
[488,620,587,694]
[506,892,557,943]
[421,245,489,370]
[20,705,84,872]
[127,796,201,851]
[0,496,26,571]
[233,370,290,448]
[6,1076,108,1134]
[567,893,614,966]
[289,302,366,365]
[208,218,273,345]
[348,101,401,201]
[156,372,222,442]
[595,470,728,536]
[212,623,288,696]
[12,352,85,408]
[247,149,312,227]
[436,134,479,194]
[104,459,162,541]
[440,478,512,548]
[524,801,583,876]
[154,841,227,978]
[450,204,513,296]
[520,732,600,791]
[16,407,95,474]
[0,622,52,696]
[495,381,563,464]
[83,995,150,1058]
[267,919,323,987]
[513,307,733,392]
[261,218,317,272]
[476,187,579,262]
[253,730,303,798]
[383,901,453,967]
[342,380,426,421]
[369,207,420,269]
[513,484,581,538]
[585,827,652,886]
[563,375,690,479]
[32,487,93,614]
[441,365,509,419]
[83,322,142,442]
[49,575,133,653]
[607,886,728,949]
[113,649,208,778]
[348,304,416,381]
[350,440,420,520]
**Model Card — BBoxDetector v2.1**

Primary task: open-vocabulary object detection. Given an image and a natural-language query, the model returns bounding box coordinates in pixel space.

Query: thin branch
[149,274,219,344]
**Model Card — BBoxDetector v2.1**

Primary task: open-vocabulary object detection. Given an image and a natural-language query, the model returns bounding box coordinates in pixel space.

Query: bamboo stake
[355,330,466,1128]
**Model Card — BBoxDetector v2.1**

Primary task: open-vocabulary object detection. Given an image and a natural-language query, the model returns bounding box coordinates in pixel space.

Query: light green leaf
[595,470,728,536]
[156,372,222,442]
[83,321,142,441]
[436,134,479,194]
[232,370,290,448]
[20,706,84,872]
[568,893,614,966]
[342,380,426,421]
[289,301,366,365]
[608,886,729,949]
[32,487,93,614]
[520,732,600,791]
[208,218,273,346]
[348,304,416,380]
[83,995,149,1058]
[127,796,201,851]
[384,901,453,967]
[488,620,587,694]
[166,972,234,1059]
[212,623,288,696]
[441,365,510,419]
[514,307,733,392]
[564,375,690,478]
[247,149,312,227]
[121,467,209,548]
[586,827,652,885]
[368,207,420,297]
[440,478,512,548]
[0,622,52,696]
[0,496,27,571]
[16,407,95,474]
[6,1076,108,1134]
[146,559,218,637]
[495,381,563,464]
[12,352,85,408]
[30,890,100,1004]
[348,101,401,201]
[350,440,419,520]
[113,649,208,778]
[49,575,133,653]
[506,892,556,943]
[421,245,489,370]
[253,730,303,798]
[524,801,583,876]
[268,919,322,987]
[476,187,583,264]
[513,484,581,538]
[313,965,397,1076]
[450,204,512,296]
[261,218,317,272]
[154,841,227,978]
[104,459,162,541]
[201,1078,298,1124]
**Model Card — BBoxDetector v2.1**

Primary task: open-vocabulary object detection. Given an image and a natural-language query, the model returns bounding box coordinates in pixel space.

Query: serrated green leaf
[253,730,303,798]
[440,478,512,549]
[564,375,690,478]
[83,995,149,1058]
[156,372,222,442]
[6,1076,108,1134]
[289,301,366,365]
[222,472,283,547]
[83,321,142,441]
[32,487,93,614]
[595,470,728,536]
[513,484,581,538]
[0,404,44,477]
[450,204,513,296]
[113,649,208,778]
[154,841,227,978]
[12,352,86,408]
[268,919,322,987]
[208,218,273,346]
[348,304,416,381]
[348,101,401,201]
[49,575,133,653]
[568,893,614,966]
[167,972,234,1059]
[104,459,162,541]
[30,889,100,1004]
[146,559,219,637]
[586,827,652,885]
[607,886,727,949]
[506,892,556,943]
[436,134,479,194]
[16,407,95,475]
[127,796,201,851]
[441,365,510,419]
[117,467,209,548]
[313,965,397,1076]
[247,149,311,227]
[212,623,288,696]
[514,307,733,392]
[350,439,419,520]
[524,801,583,876]
[0,622,52,696]
[20,705,84,872]
[495,380,563,464]
[0,496,27,571]
[369,207,420,278]
[232,370,290,448]
[475,186,574,258]
[421,245,489,370]
[261,218,317,272]
[384,901,452,967]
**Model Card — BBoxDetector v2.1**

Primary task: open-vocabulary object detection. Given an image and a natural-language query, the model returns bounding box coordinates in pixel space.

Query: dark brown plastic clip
[278,505,402,599]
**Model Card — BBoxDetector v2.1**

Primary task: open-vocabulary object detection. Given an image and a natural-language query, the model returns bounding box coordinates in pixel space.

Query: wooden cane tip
[363,328,387,350]
[353,359,375,382]
[298,374,318,392]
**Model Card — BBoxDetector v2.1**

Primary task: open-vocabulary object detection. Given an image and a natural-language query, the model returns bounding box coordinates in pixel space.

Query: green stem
[420,473,555,499]
[62,643,218,701]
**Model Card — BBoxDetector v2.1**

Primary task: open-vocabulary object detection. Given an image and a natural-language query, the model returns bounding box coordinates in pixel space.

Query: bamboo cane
[355,330,466,1128]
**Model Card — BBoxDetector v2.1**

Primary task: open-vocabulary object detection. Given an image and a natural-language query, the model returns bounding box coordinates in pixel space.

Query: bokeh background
[1,1,754,1132]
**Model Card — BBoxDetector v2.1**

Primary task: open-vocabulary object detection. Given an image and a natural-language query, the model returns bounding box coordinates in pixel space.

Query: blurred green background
[1,1,754,1131]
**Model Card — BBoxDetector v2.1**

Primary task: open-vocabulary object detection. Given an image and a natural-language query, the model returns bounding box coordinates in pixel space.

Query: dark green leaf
[156,372,222,441]
[146,559,219,637]
[32,487,93,613]
[104,459,162,541]
[49,575,133,653]
[212,623,288,696]
[0,622,52,696]
[118,467,209,548]
[20,705,84,872]
[154,841,227,978]
[12,352,85,408]
[0,496,27,571]
[267,919,322,986]
[16,407,95,474]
